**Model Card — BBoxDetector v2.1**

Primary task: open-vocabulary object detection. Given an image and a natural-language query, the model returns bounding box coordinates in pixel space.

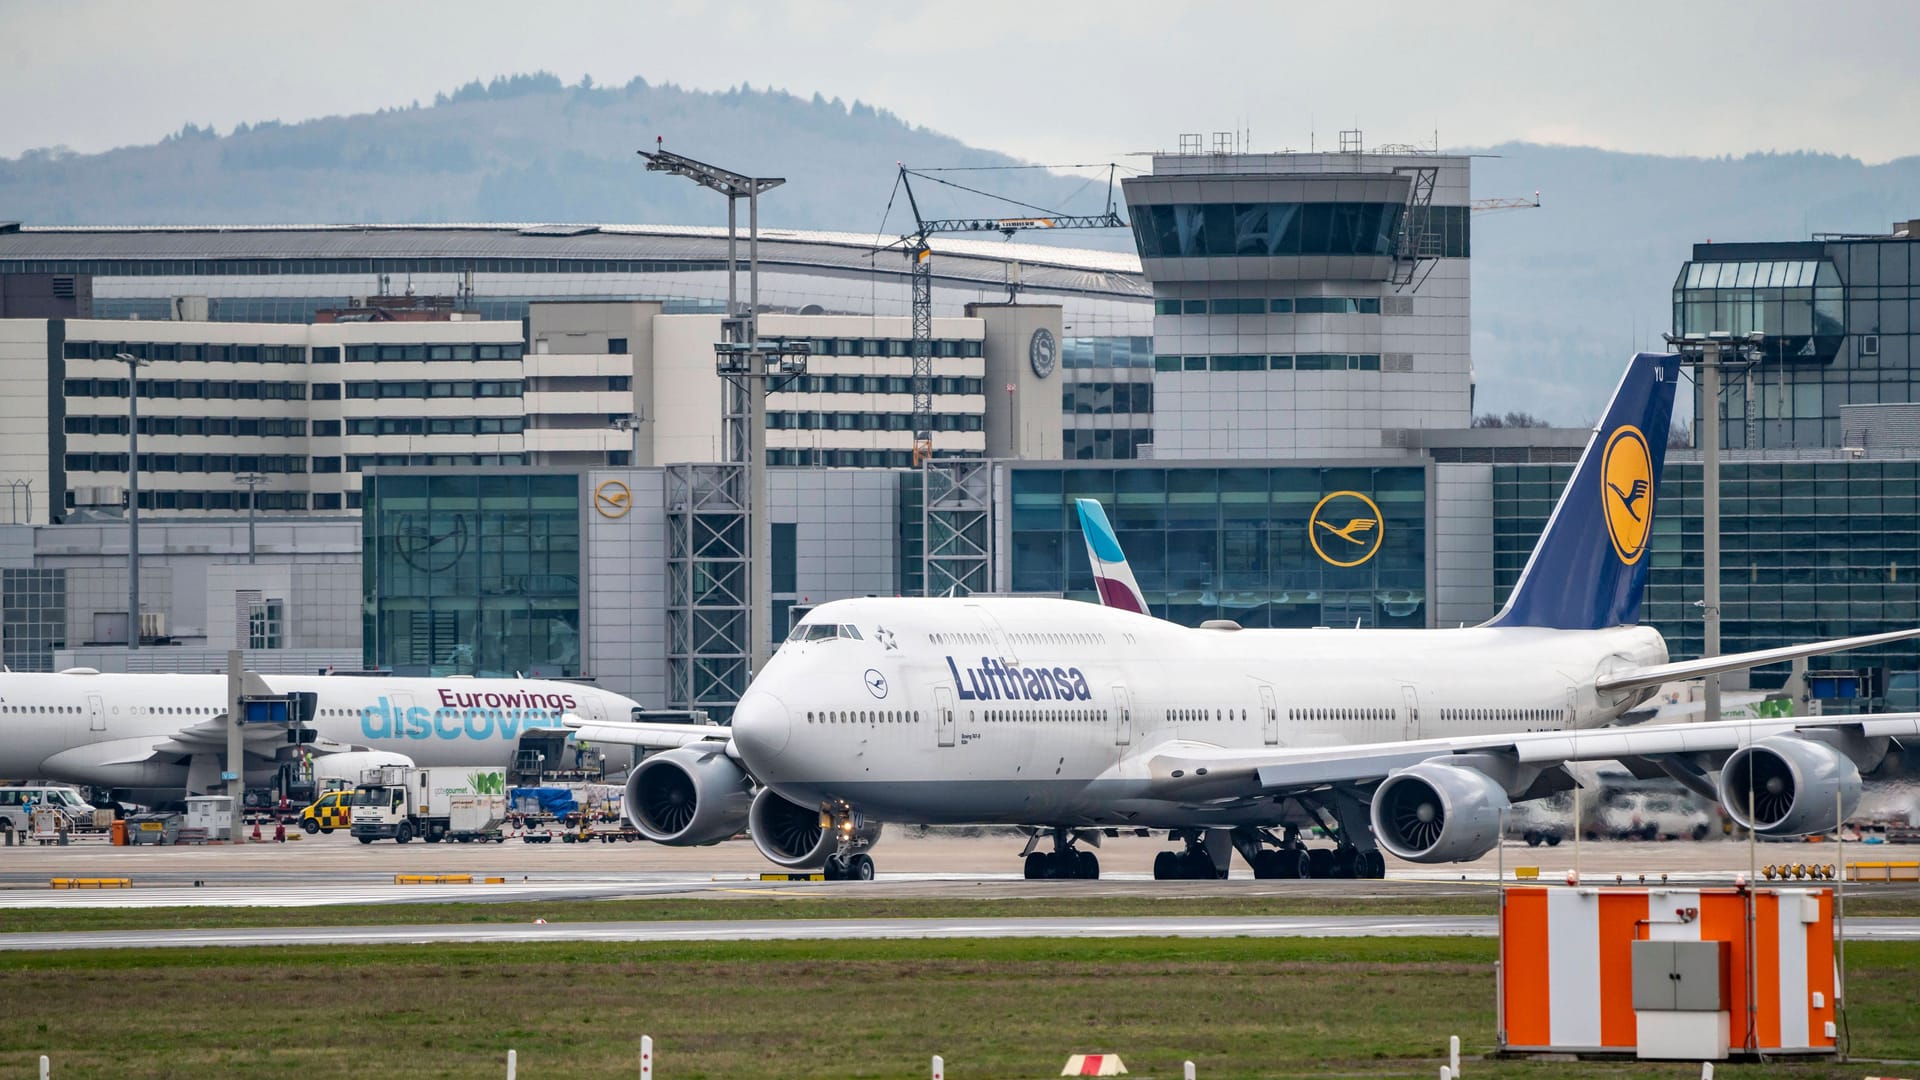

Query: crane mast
[896,167,1126,465]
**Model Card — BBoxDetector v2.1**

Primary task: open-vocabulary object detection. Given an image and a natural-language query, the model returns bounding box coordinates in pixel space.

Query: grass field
[4,937,1917,1080]
[4,891,1919,933]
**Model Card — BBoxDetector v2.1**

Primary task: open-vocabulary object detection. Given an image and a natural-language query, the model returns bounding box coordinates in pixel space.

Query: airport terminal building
[2,177,1917,715]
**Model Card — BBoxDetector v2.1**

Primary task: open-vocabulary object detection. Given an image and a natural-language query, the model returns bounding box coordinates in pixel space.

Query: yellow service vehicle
[299,789,353,834]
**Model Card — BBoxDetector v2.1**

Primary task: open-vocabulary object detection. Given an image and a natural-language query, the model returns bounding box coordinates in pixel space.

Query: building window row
[65,341,310,363]
[1062,382,1153,415]
[122,490,311,512]
[1061,337,1154,370]
[345,417,527,436]
[2,257,727,277]
[65,415,310,438]
[63,378,308,401]
[347,453,528,472]
[66,453,310,474]
[1153,354,1382,373]
[345,380,524,399]
[773,374,983,396]
[766,448,914,468]
[1131,201,1408,260]
[343,343,526,362]
[1154,297,1383,316]
[794,338,984,359]
[1063,428,1154,460]
[765,411,984,432]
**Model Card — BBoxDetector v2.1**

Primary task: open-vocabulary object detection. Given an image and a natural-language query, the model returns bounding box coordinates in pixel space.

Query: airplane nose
[731,687,791,762]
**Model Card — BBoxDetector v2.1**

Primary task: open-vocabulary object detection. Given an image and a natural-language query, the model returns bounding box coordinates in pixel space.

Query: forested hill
[3,72,1916,420]
[0,73,1112,231]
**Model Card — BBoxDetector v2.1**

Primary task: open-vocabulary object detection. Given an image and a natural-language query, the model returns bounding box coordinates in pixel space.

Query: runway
[4,914,1917,951]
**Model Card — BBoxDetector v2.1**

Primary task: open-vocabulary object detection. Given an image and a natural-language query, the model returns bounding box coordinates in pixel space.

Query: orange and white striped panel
[1500,886,1834,1054]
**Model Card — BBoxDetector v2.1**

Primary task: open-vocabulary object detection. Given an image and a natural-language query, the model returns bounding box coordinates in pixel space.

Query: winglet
[1074,498,1150,615]
[1486,352,1681,630]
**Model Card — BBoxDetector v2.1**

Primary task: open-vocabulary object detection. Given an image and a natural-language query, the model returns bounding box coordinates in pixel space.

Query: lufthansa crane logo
[594,480,633,519]
[1308,490,1384,568]
[1601,425,1654,564]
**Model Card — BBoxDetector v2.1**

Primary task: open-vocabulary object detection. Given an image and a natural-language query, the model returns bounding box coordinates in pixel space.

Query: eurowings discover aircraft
[573,353,1920,881]
[0,672,642,805]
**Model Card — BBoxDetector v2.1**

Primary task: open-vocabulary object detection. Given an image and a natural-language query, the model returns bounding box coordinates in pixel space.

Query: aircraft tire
[1251,850,1278,879]
[1359,849,1387,879]
[302,819,319,835]
[849,853,875,880]
[1524,831,1542,847]
[822,859,844,881]
[1153,850,1179,880]
[1331,846,1358,878]
[1077,850,1100,880]
[1024,852,1049,880]
[1307,848,1334,878]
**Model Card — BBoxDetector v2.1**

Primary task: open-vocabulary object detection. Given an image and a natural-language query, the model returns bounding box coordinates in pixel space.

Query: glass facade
[1494,459,1920,696]
[1131,202,1406,259]
[1008,464,1428,628]
[362,472,582,677]
[2,569,67,673]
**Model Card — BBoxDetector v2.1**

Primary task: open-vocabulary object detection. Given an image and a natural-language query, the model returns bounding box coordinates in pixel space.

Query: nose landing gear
[819,802,877,882]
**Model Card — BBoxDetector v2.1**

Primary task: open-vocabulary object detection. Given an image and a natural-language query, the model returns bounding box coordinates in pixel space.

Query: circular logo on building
[1028,328,1057,379]
[1308,490,1384,568]
[864,669,889,699]
[594,479,633,519]
[1600,425,1653,564]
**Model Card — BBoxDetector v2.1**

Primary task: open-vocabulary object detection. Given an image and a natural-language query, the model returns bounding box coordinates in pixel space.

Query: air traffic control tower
[1122,135,1472,459]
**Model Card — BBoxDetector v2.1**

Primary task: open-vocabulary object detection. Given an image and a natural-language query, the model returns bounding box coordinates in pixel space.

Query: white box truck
[349,766,506,844]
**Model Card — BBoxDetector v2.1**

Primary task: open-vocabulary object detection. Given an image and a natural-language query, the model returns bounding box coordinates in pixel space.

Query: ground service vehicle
[349,766,505,843]
[0,784,101,835]
[299,789,352,834]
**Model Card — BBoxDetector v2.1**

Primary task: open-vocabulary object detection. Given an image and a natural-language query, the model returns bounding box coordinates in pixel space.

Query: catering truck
[349,766,506,844]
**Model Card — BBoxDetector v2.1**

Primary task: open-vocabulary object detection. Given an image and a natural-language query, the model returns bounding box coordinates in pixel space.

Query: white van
[0,784,99,834]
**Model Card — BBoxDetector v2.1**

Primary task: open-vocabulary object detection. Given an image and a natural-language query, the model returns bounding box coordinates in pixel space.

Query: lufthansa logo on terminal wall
[1308,490,1384,568]
[1600,425,1654,564]
[594,479,633,519]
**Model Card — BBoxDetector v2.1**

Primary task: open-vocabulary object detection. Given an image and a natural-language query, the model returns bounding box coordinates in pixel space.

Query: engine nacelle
[1718,735,1862,835]
[623,746,752,846]
[748,788,883,868]
[1371,761,1512,863]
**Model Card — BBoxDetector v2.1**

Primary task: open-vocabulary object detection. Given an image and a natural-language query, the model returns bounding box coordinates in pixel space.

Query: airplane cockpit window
[787,623,863,643]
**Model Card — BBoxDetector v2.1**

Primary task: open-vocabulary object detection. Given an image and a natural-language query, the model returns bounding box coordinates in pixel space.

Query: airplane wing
[562,718,738,758]
[1140,710,1920,800]
[1594,626,1920,694]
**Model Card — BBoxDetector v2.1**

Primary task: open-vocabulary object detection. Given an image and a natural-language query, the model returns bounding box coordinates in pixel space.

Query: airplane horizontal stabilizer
[1594,626,1920,694]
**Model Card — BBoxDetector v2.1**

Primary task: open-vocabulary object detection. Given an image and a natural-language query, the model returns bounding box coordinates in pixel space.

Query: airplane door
[389,693,415,741]
[935,686,956,747]
[1400,686,1419,741]
[87,694,106,733]
[1112,685,1132,746]
[1258,685,1279,745]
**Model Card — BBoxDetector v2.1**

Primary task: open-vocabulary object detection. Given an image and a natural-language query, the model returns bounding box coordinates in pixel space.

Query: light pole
[609,414,643,464]
[233,472,267,564]
[114,352,149,650]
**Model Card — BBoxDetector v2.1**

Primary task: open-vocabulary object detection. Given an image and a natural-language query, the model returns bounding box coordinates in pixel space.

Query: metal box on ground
[1499,886,1835,1059]
[184,795,235,841]
[126,813,180,845]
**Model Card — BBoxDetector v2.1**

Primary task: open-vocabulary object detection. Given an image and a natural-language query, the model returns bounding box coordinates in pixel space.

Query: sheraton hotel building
[1,151,1917,718]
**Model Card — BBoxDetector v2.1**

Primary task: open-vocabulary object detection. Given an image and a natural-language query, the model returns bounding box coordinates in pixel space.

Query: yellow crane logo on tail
[1309,491,1385,568]
[1601,425,1654,564]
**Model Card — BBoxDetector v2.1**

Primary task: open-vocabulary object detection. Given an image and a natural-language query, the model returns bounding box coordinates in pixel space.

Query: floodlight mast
[637,142,796,679]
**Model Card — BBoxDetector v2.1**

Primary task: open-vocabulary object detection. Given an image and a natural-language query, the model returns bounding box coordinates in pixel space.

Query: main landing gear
[1152,790,1390,881]
[1151,829,1231,880]
[1020,827,1102,880]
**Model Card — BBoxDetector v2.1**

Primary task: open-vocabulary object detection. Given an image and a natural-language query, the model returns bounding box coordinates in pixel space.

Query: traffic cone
[250,819,262,841]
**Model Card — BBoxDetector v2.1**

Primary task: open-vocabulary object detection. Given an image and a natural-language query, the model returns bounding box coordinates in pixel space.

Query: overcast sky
[3,0,1917,165]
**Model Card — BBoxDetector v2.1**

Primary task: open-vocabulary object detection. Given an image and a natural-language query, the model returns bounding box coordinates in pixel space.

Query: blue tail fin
[1485,352,1681,630]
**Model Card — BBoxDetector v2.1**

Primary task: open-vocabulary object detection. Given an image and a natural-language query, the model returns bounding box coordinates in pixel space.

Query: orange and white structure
[1061,1054,1128,1076]
[1499,886,1837,1059]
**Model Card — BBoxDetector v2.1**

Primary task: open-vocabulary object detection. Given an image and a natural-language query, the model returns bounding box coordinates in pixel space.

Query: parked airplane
[0,670,641,805]
[572,353,1920,881]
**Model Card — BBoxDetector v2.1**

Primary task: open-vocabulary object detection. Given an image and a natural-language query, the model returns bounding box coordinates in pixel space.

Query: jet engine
[1370,761,1511,863]
[623,746,752,845]
[748,787,884,868]
[1718,734,1862,836]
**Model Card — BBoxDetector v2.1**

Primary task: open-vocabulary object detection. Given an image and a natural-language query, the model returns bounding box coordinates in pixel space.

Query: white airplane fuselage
[0,671,638,800]
[732,597,1668,829]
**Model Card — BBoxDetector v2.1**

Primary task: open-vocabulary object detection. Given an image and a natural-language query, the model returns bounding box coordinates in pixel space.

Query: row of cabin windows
[981,707,1108,724]
[1291,707,1396,724]
[809,710,921,724]
[0,705,82,714]
[1439,707,1565,726]
[1171,708,1251,723]
[1007,632,1107,647]
[929,632,991,647]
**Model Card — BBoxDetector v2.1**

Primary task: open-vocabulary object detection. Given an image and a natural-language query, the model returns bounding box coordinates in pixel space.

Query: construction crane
[1472,190,1542,214]
[894,166,1127,465]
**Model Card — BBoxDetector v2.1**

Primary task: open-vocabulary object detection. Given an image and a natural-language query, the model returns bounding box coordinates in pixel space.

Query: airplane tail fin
[1485,352,1681,630]
[1074,498,1150,615]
